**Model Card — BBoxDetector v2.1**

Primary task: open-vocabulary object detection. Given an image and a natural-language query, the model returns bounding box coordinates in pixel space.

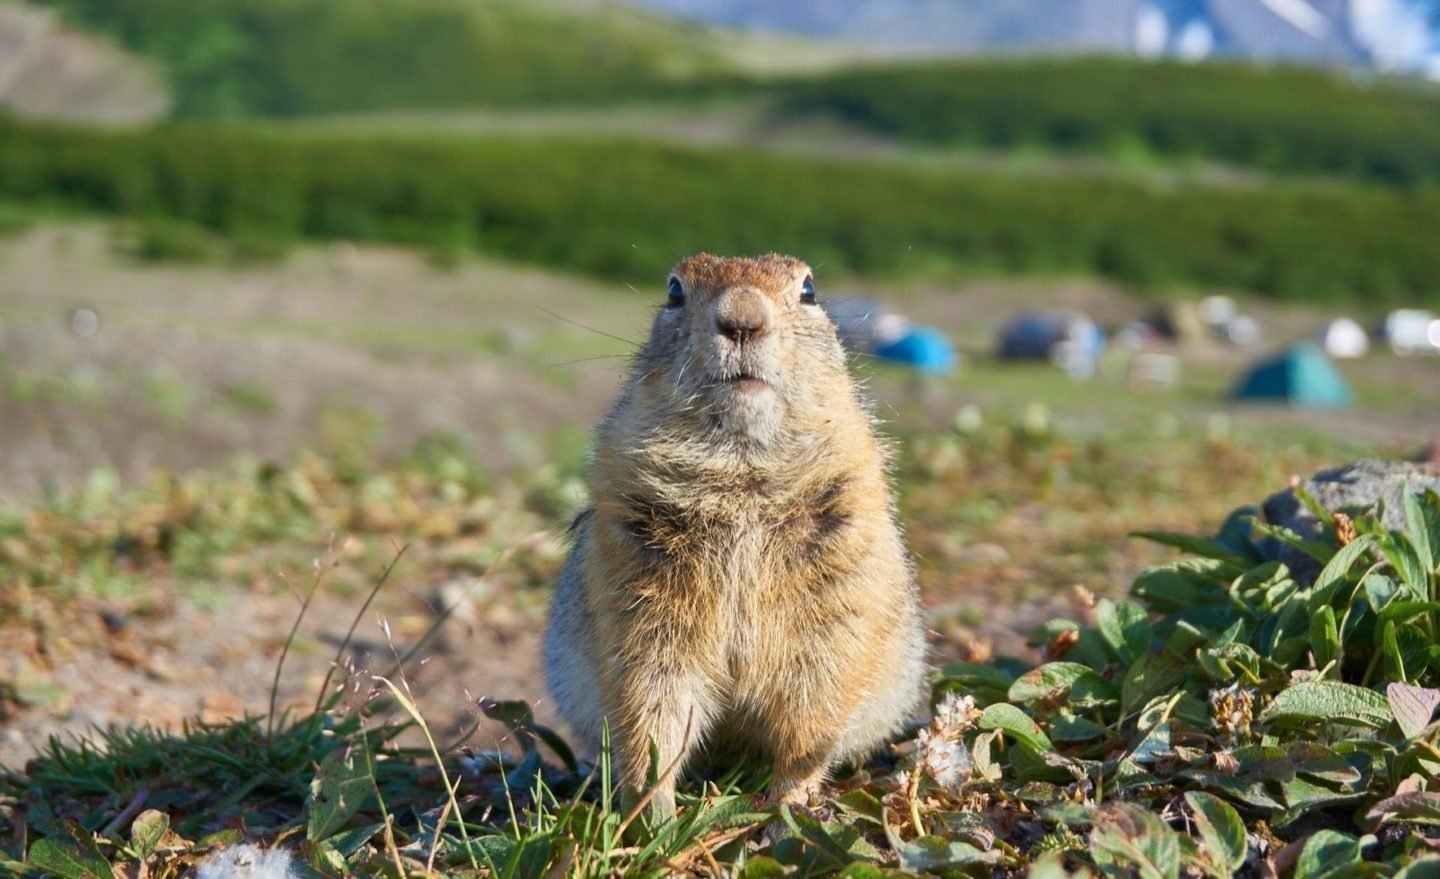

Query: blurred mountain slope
[19,0,840,118]
[0,0,168,123]
[636,0,1440,76]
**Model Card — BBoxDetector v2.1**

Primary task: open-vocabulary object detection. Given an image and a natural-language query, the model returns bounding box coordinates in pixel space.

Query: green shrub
[3,118,1439,305]
[119,218,215,263]
[0,202,34,238]
[779,58,1440,186]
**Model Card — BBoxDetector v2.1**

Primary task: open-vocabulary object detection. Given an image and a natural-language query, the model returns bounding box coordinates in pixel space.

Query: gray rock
[1258,459,1440,582]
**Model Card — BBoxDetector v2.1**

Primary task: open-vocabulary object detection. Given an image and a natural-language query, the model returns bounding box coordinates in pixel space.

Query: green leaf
[1183,772,1283,810]
[1311,534,1378,606]
[304,839,350,876]
[937,661,1015,704]
[1122,651,1188,713]
[1231,561,1294,611]
[1310,605,1338,672]
[327,821,386,857]
[1388,682,1440,739]
[1420,489,1440,572]
[129,809,169,860]
[1098,599,1152,664]
[29,823,112,879]
[978,703,1054,753]
[1260,681,1392,729]
[1364,792,1440,831]
[306,744,373,842]
[1389,623,1434,685]
[1383,620,1408,682]
[1131,531,1243,561]
[1198,641,1263,684]
[448,833,516,868]
[1185,792,1247,876]
[1048,715,1106,742]
[1131,559,1236,613]
[1288,743,1362,786]
[1394,855,1440,879]
[1216,506,1264,561]
[1029,852,1082,879]
[1090,802,1181,879]
[834,789,885,826]
[1379,600,1440,625]
[893,836,999,872]
[1250,522,1335,564]
[737,856,789,878]
[1292,483,1333,529]
[780,804,853,868]
[503,833,552,877]
[1008,662,1118,707]
[1380,532,1429,595]
[1405,490,1434,575]
[1294,830,1364,879]
[1233,744,1295,781]
[1276,777,1370,824]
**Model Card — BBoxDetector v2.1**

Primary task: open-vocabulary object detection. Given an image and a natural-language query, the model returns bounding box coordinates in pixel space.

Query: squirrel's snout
[713,288,771,346]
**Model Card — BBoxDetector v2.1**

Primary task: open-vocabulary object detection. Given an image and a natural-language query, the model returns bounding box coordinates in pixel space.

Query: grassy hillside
[2,117,1437,304]
[779,58,1440,186]
[18,0,1440,189]
[21,0,764,117]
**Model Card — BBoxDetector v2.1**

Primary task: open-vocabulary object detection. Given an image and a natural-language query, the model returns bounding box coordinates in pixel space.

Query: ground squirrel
[544,253,927,819]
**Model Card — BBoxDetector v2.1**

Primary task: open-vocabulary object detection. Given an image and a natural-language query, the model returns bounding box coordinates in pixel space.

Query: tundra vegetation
[3,425,1439,876]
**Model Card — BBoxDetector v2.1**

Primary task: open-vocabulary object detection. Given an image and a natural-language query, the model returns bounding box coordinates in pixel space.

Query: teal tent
[1230,343,1352,407]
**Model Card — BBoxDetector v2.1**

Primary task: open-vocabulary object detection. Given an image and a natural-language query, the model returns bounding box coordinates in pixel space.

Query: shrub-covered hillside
[22,0,750,117]
[2,118,1438,304]
[781,58,1440,186]
[22,0,1440,193]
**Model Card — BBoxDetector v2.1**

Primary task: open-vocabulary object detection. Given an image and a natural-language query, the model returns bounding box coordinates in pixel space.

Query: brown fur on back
[544,253,927,818]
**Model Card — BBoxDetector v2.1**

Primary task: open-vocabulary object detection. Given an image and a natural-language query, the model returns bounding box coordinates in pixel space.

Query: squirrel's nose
[715,289,770,345]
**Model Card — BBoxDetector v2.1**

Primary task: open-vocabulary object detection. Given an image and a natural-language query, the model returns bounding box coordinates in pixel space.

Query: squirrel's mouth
[725,372,770,392]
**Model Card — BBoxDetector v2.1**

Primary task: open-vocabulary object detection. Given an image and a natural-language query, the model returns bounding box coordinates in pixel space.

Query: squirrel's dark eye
[666,277,685,308]
[800,275,817,305]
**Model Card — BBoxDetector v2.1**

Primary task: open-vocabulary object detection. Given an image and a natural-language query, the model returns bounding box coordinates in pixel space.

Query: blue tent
[823,297,958,374]
[874,325,957,374]
[1230,343,1352,408]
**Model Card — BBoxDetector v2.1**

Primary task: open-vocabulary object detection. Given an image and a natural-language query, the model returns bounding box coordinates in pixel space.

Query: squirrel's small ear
[666,277,685,307]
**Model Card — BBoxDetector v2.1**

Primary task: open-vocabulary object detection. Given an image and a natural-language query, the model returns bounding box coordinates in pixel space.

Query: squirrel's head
[632,252,850,446]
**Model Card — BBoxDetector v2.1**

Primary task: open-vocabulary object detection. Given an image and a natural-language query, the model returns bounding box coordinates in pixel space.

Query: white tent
[1317,317,1369,359]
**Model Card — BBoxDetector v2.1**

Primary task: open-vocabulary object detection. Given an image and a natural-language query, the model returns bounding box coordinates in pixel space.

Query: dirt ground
[2,223,1437,770]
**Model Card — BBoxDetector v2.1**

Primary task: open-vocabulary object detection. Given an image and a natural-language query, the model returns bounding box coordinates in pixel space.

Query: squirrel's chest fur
[583,450,883,691]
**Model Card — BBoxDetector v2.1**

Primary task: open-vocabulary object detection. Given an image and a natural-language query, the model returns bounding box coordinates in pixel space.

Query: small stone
[1259,459,1440,583]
